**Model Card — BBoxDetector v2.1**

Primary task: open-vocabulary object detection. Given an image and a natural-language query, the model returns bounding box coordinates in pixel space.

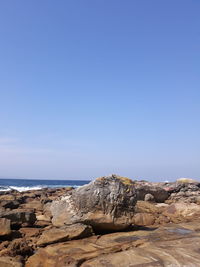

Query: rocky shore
[1,175,200,266]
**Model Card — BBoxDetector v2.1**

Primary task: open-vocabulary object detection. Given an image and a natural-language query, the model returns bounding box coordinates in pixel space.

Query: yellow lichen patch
[177,178,198,183]
[95,175,134,185]
[115,176,134,186]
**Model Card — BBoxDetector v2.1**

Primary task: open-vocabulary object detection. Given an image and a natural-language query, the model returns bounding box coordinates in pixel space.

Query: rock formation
[50,175,137,231]
[1,175,200,266]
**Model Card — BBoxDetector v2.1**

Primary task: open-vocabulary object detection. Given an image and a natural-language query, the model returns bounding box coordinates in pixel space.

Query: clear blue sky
[0,1,200,180]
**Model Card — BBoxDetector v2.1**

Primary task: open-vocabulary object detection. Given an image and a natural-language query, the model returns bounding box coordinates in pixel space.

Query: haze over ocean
[0,1,200,181]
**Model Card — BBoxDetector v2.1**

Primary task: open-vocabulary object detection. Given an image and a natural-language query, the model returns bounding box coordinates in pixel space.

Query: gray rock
[50,175,137,231]
[136,184,169,203]
[144,193,154,202]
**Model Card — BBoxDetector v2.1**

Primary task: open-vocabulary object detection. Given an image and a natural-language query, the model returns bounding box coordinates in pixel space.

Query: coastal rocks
[0,209,36,227]
[135,182,169,202]
[163,202,200,222]
[19,227,41,238]
[0,218,11,236]
[133,213,155,226]
[144,193,154,202]
[50,175,137,231]
[37,223,93,246]
[81,236,200,267]
[0,257,23,267]
[177,178,199,183]
[25,222,200,267]
[0,238,33,259]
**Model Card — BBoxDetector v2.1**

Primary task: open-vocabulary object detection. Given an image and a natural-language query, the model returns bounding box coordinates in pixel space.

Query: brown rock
[135,201,159,214]
[0,257,23,267]
[19,227,41,238]
[21,201,43,211]
[37,223,93,246]
[0,195,16,201]
[133,213,155,226]
[0,218,11,236]
[163,202,200,222]
[25,222,200,267]
[0,238,33,258]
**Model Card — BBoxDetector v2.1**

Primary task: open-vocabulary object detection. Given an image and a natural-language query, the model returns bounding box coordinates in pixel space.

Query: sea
[0,178,90,192]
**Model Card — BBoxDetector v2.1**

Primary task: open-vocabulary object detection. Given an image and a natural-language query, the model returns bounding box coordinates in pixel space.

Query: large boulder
[50,175,137,231]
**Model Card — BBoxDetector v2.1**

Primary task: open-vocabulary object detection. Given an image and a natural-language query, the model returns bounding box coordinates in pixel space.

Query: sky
[0,1,200,181]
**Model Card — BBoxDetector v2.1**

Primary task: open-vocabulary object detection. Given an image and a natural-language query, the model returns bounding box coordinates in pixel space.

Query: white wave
[10,186,43,192]
[0,184,80,192]
[0,186,43,192]
[0,187,11,192]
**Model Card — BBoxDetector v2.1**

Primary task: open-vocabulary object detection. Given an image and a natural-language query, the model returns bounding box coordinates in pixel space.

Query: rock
[50,175,137,231]
[0,257,23,267]
[135,183,169,203]
[0,200,20,209]
[36,214,51,222]
[19,227,41,238]
[163,202,200,223]
[0,238,33,258]
[0,209,36,227]
[81,236,200,267]
[133,213,155,226]
[177,178,199,183]
[34,220,51,228]
[135,201,159,214]
[21,201,43,211]
[0,218,11,236]
[144,193,154,202]
[0,195,16,201]
[25,222,200,267]
[37,223,93,246]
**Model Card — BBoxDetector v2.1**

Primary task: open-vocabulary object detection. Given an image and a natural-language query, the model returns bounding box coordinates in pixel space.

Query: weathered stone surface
[0,238,33,258]
[81,237,200,267]
[37,223,93,246]
[177,177,199,183]
[135,182,169,202]
[0,200,20,209]
[21,201,43,211]
[19,227,41,238]
[144,193,154,202]
[50,175,137,231]
[135,200,159,214]
[163,202,200,222]
[0,218,11,236]
[133,213,155,226]
[0,257,23,267]
[25,221,200,267]
[0,209,36,226]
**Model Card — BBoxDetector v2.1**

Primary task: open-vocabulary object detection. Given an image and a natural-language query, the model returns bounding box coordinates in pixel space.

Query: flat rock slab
[37,223,94,246]
[25,221,200,267]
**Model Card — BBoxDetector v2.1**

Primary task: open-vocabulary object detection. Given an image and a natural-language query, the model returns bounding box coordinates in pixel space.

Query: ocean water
[0,178,90,192]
